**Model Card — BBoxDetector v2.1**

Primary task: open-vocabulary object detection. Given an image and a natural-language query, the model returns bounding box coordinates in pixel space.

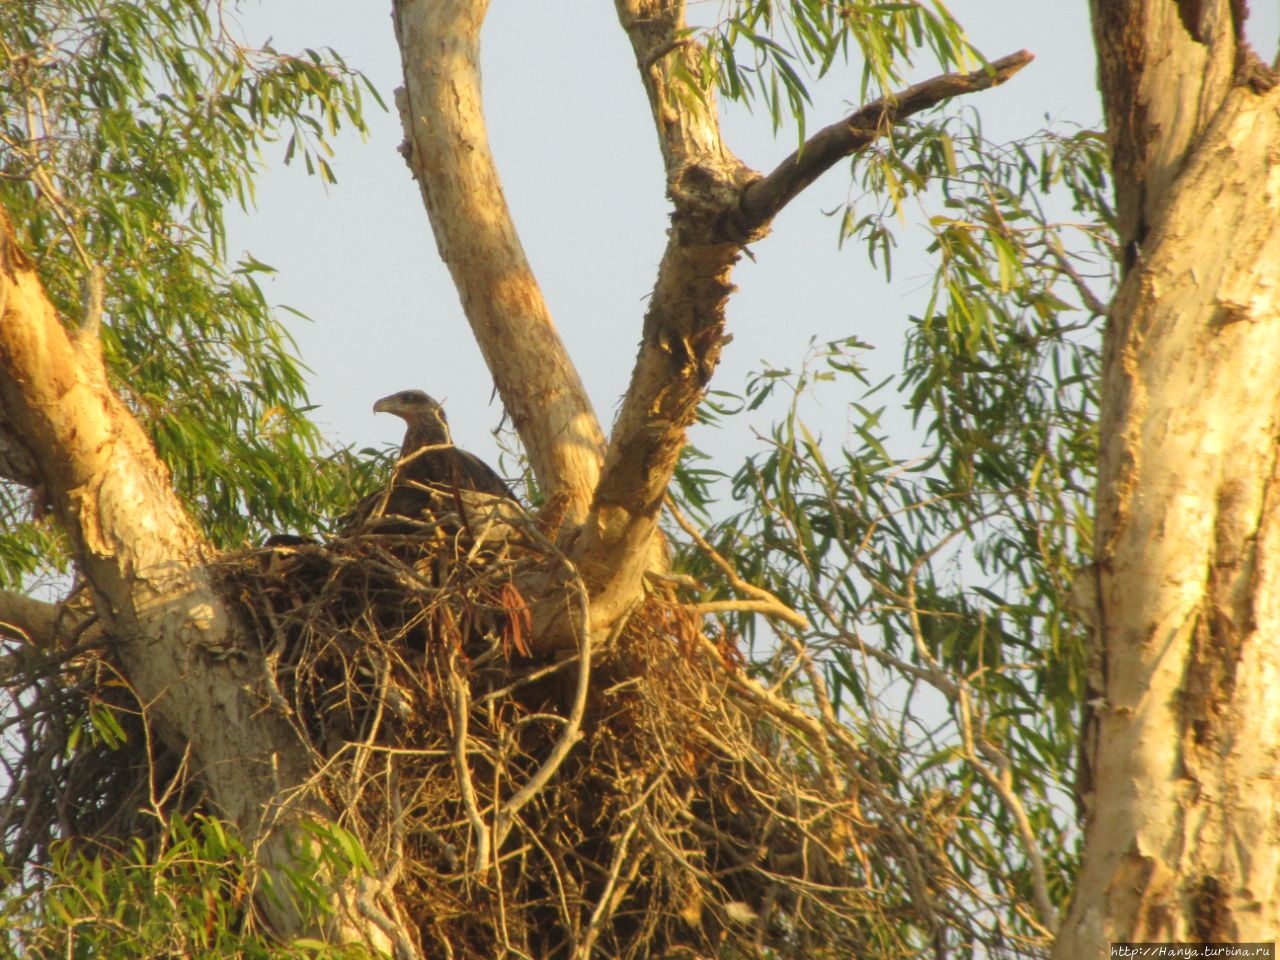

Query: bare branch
[666,497,809,630]
[0,590,95,647]
[742,51,1035,227]
[576,810,643,959]
[1048,233,1110,316]
[962,710,1059,936]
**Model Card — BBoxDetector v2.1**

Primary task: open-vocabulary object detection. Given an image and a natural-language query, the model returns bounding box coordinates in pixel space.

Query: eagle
[345,389,514,535]
[375,390,512,498]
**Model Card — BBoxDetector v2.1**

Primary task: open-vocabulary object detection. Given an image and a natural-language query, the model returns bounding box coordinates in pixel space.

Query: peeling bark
[1058,2,1280,952]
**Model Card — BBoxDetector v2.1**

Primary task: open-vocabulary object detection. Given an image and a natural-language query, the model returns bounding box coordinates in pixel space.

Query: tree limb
[391,0,605,526]
[741,51,1035,227]
[574,13,1036,640]
[566,0,754,636]
[0,590,97,647]
[0,202,378,947]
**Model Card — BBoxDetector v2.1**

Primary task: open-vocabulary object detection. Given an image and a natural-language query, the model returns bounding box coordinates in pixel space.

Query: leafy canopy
[0,0,381,580]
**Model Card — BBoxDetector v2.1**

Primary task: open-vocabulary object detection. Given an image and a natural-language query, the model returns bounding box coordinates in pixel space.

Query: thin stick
[666,497,810,631]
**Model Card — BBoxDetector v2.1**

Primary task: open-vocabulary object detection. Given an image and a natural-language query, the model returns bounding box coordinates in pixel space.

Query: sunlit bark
[0,205,392,948]
[390,0,606,529]
[1058,2,1280,952]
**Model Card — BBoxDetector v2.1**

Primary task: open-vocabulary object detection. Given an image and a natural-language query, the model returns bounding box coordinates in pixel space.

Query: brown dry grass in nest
[221,515,976,959]
[1,512,979,959]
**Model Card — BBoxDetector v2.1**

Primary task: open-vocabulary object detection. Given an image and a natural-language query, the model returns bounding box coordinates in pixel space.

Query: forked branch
[581,10,1033,638]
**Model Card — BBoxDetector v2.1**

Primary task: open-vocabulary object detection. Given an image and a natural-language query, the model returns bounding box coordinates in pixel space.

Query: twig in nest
[575,814,642,960]
[664,496,810,631]
[492,563,593,852]
[451,663,490,873]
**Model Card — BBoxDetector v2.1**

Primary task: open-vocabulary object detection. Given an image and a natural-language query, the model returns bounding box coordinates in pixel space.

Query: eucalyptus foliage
[695,0,975,139]
[0,0,380,574]
[672,110,1111,956]
[8,815,376,959]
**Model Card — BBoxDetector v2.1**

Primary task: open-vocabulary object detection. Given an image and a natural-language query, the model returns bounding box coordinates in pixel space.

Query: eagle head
[372,389,439,416]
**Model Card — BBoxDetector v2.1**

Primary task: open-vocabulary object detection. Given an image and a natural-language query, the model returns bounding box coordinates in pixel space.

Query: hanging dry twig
[665,495,810,630]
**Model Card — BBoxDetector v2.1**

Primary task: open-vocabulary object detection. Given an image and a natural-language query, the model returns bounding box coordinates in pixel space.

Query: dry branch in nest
[1,500,995,959]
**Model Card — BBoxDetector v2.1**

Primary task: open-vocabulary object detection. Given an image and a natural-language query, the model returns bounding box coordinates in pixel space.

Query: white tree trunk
[0,206,389,949]
[1058,2,1280,952]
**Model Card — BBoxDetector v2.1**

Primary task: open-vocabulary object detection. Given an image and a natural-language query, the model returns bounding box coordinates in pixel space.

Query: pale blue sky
[224,2,1248,475]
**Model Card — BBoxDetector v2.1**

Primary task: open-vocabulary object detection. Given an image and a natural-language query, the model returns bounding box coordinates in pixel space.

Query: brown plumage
[374,390,512,499]
[344,390,513,534]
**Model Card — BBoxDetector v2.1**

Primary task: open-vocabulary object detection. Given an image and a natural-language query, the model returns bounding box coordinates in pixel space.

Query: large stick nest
[2,504,998,959]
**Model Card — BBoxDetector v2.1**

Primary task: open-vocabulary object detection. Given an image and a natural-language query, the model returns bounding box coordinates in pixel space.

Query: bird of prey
[375,390,512,497]
[346,390,513,535]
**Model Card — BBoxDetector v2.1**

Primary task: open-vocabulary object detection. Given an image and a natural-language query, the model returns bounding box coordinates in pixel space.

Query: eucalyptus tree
[1057,3,1280,953]
[0,0,382,946]
[0,0,1151,957]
